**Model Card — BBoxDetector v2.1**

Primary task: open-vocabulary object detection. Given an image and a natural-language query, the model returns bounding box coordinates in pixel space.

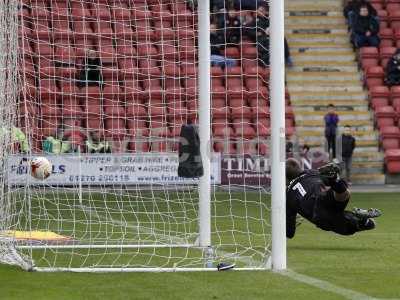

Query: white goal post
[0,0,286,272]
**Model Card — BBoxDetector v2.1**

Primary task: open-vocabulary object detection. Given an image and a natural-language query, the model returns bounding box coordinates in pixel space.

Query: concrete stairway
[285,0,385,184]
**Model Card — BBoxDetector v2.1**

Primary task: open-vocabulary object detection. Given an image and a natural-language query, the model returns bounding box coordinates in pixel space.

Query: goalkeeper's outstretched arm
[333,181,350,202]
[318,162,350,202]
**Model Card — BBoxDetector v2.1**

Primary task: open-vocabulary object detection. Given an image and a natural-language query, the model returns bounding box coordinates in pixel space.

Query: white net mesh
[0,0,284,271]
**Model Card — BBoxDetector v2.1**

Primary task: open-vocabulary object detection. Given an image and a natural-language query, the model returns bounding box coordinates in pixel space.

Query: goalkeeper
[285,158,381,239]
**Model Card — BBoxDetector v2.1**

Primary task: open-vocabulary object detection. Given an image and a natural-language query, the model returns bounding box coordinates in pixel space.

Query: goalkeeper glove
[318,162,341,187]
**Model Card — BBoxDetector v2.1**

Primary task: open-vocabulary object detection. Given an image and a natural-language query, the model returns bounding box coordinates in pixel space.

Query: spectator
[43,136,71,154]
[243,7,292,67]
[78,49,103,88]
[385,49,400,86]
[243,4,269,41]
[324,104,339,159]
[210,22,237,67]
[0,126,30,153]
[344,0,376,24]
[224,9,241,45]
[300,144,312,170]
[351,5,380,48]
[257,26,270,66]
[85,131,111,153]
[286,140,294,157]
[341,125,356,184]
[211,0,225,11]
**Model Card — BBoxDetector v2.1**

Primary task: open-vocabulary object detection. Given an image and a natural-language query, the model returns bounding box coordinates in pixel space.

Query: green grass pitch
[0,192,399,299]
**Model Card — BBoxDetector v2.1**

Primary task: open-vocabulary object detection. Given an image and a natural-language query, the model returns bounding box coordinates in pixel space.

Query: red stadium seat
[371,97,389,109]
[389,10,400,29]
[80,86,101,102]
[38,79,59,102]
[105,105,125,118]
[103,84,122,106]
[375,106,396,128]
[242,46,258,59]
[105,117,126,139]
[380,126,400,150]
[378,10,388,28]
[59,82,79,102]
[112,2,131,20]
[385,149,400,173]
[390,86,400,99]
[231,106,253,118]
[365,66,385,88]
[122,80,143,102]
[359,47,379,69]
[255,119,271,137]
[392,97,400,110]
[370,85,390,99]
[90,3,111,20]
[380,46,397,68]
[379,28,394,47]
[33,42,53,57]
[62,103,84,119]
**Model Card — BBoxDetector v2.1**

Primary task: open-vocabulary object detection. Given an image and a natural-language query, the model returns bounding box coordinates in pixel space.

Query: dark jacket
[324,113,339,137]
[78,57,103,87]
[341,134,356,158]
[257,34,270,66]
[210,31,225,55]
[225,15,241,44]
[344,0,377,19]
[385,51,400,86]
[351,14,379,36]
[243,15,269,42]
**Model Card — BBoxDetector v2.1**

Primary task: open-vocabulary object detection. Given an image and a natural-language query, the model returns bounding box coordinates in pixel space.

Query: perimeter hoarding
[7,153,221,185]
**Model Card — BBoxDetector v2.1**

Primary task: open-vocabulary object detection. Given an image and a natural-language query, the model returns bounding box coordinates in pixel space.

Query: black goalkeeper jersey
[286,170,336,238]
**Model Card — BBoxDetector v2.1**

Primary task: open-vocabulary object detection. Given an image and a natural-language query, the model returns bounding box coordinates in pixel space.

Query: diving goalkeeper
[286,158,381,239]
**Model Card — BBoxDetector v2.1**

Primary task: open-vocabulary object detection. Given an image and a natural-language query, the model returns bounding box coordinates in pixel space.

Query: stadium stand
[17,0,294,156]
[356,0,400,174]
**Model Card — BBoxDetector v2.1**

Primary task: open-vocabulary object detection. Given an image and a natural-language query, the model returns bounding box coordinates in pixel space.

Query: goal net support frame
[0,0,286,272]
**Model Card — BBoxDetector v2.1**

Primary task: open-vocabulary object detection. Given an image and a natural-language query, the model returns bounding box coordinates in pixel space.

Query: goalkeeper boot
[217,262,235,271]
[352,207,382,219]
[358,218,376,231]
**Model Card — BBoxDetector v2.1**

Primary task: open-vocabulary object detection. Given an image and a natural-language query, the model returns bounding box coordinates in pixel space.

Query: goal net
[0,0,282,271]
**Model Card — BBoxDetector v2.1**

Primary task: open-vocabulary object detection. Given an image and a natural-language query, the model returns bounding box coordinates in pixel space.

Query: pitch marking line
[82,206,398,299]
[279,269,387,300]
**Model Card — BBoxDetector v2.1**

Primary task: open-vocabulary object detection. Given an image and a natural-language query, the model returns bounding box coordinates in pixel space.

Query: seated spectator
[61,129,86,153]
[85,131,111,153]
[300,144,312,170]
[224,9,241,45]
[210,23,237,67]
[385,49,400,86]
[243,7,292,66]
[351,5,380,48]
[43,135,71,154]
[0,126,29,153]
[243,4,269,41]
[0,126,30,153]
[211,0,225,11]
[344,0,376,24]
[257,26,270,67]
[77,49,103,88]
